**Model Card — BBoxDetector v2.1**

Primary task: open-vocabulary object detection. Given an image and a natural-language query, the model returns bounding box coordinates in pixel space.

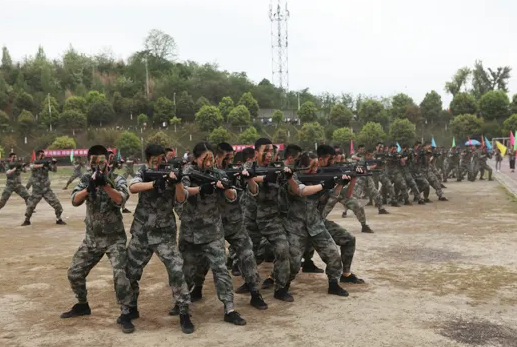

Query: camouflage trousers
[304,220,356,274]
[245,213,290,290]
[123,169,135,180]
[25,186,63,219]
[341,196,366,225]
[388,169,409,202]
[401,167,421,199]
[356,176,383,208]
[179,237,234,311]
[25,175,33,190]
[64,172,82,189]
[378,172,397,204]
[458,159,470,181]
[412,172,430,199]
[67,238,133,310]
[0,182,29,210]
[444,160,458,180]
[477,161,492,180]
[127,232,190,314]
[424,169,443,198]
[431,164,443,185]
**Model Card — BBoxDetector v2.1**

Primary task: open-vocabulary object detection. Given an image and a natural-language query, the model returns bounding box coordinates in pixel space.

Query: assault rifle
[34,159,57,168]
[187,169,242,191]
[142,163,181,183]
[297,166,371,185]
[9,162,29,172]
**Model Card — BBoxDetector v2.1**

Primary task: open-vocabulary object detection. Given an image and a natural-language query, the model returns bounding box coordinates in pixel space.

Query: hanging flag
[396,142,401,153]
[510,131,515,147]
[116,149,121,162]
[350,140,354,155]
[514,131,517,151]
[468,137,472,146]
[485,137,492,150]
[481,136,485,148]
[30,150,36,163]
[70,149,74,163]
[431,137,437,148]
[496,141,507,156]
[452,137,456,147]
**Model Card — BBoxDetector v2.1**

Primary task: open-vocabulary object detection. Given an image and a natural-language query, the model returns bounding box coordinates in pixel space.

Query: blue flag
[485,137,492,150]
[431,137,437,148]
[396,142,401,152]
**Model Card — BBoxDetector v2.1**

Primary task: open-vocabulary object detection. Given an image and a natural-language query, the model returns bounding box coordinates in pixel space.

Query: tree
[390,93,414,119]
[511,94,517,115]
[299,122,325,144]
[298,101,318,123]
[137,114,149,127]
[195,105,223,132]
[87,99,115,126]
[86,90,106,105]
[60,110,87,133]
[449,93,478,116]
[63,96,87,113]
[478,90,510,120]
[116,131,141,156]
[237,92,259,119]
[403,105,422,124]
[238,126,260,144]
[170,116,181,132]
[1,135,17,152]
[144,29,177,60]
[271,109,284,127]
[0,110,9,130]
[49,136,76,149]
[14,91,34,115]
[471,60,512,99]
[153,96,175,126]
[444,67,471,96]
[273,128,289,143]
[480,120,502,139]
[329,104,353,127]
[147,131,170,146]
[209,127,231,144]
[332,127,355,144]
[420,91,443,123]
[228,105,251,129]
[18,110,35,134]
[113,92,133,116]
[356,122,386,148]
[389,118,416,144]
[195,96,211,113]
[1,46,13,70]
[218,96,235,122]
[450,114,484,140]
[503,114,517,134]
[176,91,195,120]
[357,100,389,125]
[39,96,60,129]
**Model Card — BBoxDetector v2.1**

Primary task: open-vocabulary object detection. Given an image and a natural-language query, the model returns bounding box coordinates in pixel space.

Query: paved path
[489,158,517,197]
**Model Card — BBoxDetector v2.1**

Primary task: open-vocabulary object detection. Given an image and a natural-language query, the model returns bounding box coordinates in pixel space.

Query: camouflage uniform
[0,163,30,210]
[400,153,421,201]
[410,150,430,199]
[25,174,33,190]
[444,149,459,181]
[64,161,85,189]
[477,150,492,180]
[355,175,383,208]
[386,155,409,203]
[123,160,135,179]
[67,172,133,311]
[126,165,191,313]
[24,162,63,220]
[179,164,235,311]
[373,152,397,205]
[421,152,444,198]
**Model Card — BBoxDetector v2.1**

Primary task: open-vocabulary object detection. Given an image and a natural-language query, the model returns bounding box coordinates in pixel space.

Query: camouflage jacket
[212,168,244,225]
[30,161,56,189]
[71,171,129,248]
[130,164,187,245]
[73,162,85,175]
[245,172,285,222]
[180,164,233,244]
[6,163,26,185]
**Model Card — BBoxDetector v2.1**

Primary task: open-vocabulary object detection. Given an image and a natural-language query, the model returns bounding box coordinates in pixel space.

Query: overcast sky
[2,0,516,106]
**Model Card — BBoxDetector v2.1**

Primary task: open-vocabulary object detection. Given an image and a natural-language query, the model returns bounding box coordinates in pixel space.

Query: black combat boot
[224,311,246,325]
[231,262,241,276]
[361,224,374,233]
[418,199,425,205]
[274,287,294,302]
[378,208,389,214]
[61,303,91,318]
[341,211,347,218]
[169,303,180,316]
[250,291,268,310]
[122,208,131,213]
[261,277,275,289]
[328,280,349,296]
[340,273,365,284]
[117,307,139,322]
[117,313,135,334]
[301,259,324,273]
[21,218,31,226]
[180,314,195,334]
[235,283,250,294]
[191,286,203,302]
[390,201,400,207]
[439,196,448,201]
[56,219,66,225]
[365,201,373,206]
[404,200,412,206]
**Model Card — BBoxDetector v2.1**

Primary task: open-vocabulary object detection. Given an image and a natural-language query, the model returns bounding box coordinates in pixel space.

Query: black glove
[87,177,96,194]
[240,169,255,179]
[283,168,293,180]
[199,183,215,197]
[153,178,166,192]
[94,173,107,186]
[263,170,279,184]
[321,177,337,190]
[167,170,183,185]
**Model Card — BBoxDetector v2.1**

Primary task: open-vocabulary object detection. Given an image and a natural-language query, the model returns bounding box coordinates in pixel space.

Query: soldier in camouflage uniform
[63,156,85,190]
[107,151,132,214]
[189,142,268,311]
[386,144,411,205]
[420,142,448,201]
[60,145,135,334]
[179,142,246,326]
[22,150,66,226]
[126,144,194,334]
[399,145,425,204]
[373,143,399,207]
[443,147,460,182]
[0,153,30,211]
[123,156,136,179]
[477,146,493,181]
[25,173,33,190]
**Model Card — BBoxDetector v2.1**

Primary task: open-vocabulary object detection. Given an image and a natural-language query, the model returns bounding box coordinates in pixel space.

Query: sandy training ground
[1,173,516,347]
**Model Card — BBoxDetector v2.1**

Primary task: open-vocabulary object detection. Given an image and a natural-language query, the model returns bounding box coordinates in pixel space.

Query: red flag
[468,137,472,146]
[481,136,485,148]
[30,150,36,163]
[350,140,354,155]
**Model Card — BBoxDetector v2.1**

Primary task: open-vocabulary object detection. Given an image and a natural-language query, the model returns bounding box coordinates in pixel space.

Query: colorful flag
[510,131,515,147]
[485,137,492,150]
[481,136,485,147]
[30,150,36,163]
[116,149,121,162]
[468,137,472,146]
[514,131,517,151]
[431,137,437,148]
[350,140,354,155]
[496,141,507,157]
[396,142,401,153]
[452,137,456,147]
[70,149,74,163]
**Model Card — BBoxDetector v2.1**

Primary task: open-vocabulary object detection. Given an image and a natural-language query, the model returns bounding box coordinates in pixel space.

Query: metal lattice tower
[269,0,290,91]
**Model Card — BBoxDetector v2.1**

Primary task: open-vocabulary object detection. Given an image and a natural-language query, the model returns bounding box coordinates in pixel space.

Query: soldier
[373,143,399,207]
[107,151,131,214]
[63,156,85,190]
[25,172,33,190]
[123,155,136,180]
[179,141,246,325]
[477,146,493,181]
[386,144,411,205]
[0,153,30,211]
[420,142,448,201]
[399,144,425,204]
[22,150,66,226]
[126,144,194,334]
[60,145,134,334]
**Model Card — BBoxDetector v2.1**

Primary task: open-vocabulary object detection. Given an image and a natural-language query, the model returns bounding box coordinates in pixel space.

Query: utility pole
[269,0,290,108]
[144,56,149,99]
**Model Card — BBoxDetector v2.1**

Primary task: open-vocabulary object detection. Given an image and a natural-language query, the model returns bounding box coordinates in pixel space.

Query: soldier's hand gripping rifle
[297,166,370,187]
[34,158,57,168]
[142,163,183,193]
[187,169,242,192]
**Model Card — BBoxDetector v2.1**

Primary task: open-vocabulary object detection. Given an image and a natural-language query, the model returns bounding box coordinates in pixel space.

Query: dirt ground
[1,173,517,347]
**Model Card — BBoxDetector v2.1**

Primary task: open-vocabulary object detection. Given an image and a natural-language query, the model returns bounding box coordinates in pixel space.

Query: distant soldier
[60,145,135,334]
[0,153,30,211]
[21,150,66,226]
[63,156,85,190]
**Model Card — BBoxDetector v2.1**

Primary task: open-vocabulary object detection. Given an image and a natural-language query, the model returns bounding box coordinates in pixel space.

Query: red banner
[232,144,284,152]
[44,148,117,157]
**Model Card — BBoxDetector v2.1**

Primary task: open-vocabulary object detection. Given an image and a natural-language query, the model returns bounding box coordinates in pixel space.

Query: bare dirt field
[1,173,516,347]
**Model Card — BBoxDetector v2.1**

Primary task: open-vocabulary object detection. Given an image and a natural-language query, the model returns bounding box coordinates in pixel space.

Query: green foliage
[116,131,141,156]
[14,91,34,115]
[332,127,355,144]
[329,104,353,127]
[238,126,260,144]
[511,94,517,115]
[273,128,289,143]
[503,114,517,134]
[39,96,60,128]
[63,96,87,113]
[358,100,389,125]
[153,96,175,125]
[478,90,510,120]
[147,130,170,146]
[195,105,223,132]
[299,122,325,144]
[471,60,511,99]
[60,110,87,131]
[113,92,133,116]
[298,101,318,123]
[420,91,443,122]
[450,93,478,116]
[403,104,422,124]
[97,128,119,147]
[237,92,259,119]
[324,124,337,141]
[228,105,251,127]
[18,110,35,134]
[87,98,115,126]
[0,145,4,158]
[271,109,284,127]
[390,93,414,119]
[480,120,502,139]
[137,114,149,127]
[444,67,471,97]
[195,96,211,112]
[33,133,56,150]
[1,135,17,151]
[0,110,9,130]
[218,96,235,122]
[450,114,484,140]
[1,46,13,69]
[208,127,231,144]
[48,136,76,149]
[356,122,386,148]
[86,90,106,105]
[176,91,195,120]
[389,118,416,144]
[170,116,181,126]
